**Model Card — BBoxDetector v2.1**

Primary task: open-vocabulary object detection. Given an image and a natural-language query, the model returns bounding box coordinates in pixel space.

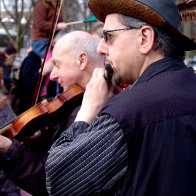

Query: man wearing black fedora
[44,0,196,195]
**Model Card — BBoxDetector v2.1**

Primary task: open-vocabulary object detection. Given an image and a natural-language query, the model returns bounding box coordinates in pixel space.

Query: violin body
[7,102,49,140]
[0,84,84,141]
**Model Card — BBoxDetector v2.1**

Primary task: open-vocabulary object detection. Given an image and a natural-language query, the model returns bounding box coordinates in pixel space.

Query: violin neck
[0,123,11,135]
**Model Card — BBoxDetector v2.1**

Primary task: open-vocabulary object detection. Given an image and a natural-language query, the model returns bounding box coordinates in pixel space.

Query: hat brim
[88,0,196,51]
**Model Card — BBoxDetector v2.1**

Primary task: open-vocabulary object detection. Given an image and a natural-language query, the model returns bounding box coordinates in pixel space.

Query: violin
[0,1,85,141]
[0,84,84,141]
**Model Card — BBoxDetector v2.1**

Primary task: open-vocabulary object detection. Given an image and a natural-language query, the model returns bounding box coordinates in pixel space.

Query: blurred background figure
[4,46,17,92]
[39,49,58,101]
[14,49,41,115]
[10,58,22,115]
[31,0,67,59]
[0,46,17,94]
[0,90,20,196]
[0,52,8,95]
[90,22,103,40]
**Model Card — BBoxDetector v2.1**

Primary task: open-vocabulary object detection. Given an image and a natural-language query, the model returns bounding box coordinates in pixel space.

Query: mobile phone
[104,64,113,82]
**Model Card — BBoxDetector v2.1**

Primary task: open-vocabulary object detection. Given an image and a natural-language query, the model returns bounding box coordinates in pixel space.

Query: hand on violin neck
[0,135,12,157]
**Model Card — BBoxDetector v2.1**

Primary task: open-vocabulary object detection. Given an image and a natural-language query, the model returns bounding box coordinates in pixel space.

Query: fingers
[75,68,113,124]
[0,135,12,155]
[57,22,68,30]
[91,68,106,80]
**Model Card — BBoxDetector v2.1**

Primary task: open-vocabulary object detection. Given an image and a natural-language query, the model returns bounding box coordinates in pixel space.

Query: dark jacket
[0,103,82,196]
[0,60,12,92]
[0,103,20,196]
[17,51,41,115]
[102,57,196,196]
[0,170,20,196]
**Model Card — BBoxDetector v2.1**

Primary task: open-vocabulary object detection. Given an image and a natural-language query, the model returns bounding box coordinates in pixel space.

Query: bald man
[0,31,104,196]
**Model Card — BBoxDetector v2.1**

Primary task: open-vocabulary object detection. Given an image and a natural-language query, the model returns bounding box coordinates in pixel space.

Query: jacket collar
[134,57,186,87]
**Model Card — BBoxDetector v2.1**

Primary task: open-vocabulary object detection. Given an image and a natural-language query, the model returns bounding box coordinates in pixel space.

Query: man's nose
[50,70,57,81]
[97,38,108,56]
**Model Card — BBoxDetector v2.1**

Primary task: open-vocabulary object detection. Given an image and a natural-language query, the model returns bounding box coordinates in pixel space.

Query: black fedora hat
[88,0,196,51]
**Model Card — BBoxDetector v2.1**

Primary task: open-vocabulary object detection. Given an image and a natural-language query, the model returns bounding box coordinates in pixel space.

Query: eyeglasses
[103,27,135,42]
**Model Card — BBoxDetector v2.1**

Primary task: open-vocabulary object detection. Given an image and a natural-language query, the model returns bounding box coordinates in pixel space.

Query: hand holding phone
[104,64,113,82]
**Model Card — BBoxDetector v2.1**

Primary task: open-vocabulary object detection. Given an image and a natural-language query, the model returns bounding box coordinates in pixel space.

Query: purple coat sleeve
[0,105,81,195]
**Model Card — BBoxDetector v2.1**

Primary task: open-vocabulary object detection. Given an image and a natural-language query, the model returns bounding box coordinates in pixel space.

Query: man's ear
[76,52,88,70]
[138,26,155,54]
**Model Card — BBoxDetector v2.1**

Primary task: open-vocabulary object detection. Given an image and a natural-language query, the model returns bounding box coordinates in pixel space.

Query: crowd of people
[0,0,196,195]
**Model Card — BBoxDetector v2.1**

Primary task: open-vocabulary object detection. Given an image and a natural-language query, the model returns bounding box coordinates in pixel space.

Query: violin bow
[177,0,196,21]
[32,0,64,106]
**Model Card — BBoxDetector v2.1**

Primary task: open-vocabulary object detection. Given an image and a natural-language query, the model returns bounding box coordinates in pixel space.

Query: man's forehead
[53,43,68,56]
[51,48,62,62]
[55,38,72,53]
[104,14,122,27]
[51,56,64,69]
[52,48,69,64]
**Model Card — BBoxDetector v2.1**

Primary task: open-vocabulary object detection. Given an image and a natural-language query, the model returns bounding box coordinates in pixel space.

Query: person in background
[10,64,21,115]
[0,52,9,95]
[91,22,104,40]
[0,31,104,196]
[3,46,17,92]
[31,0,67,59]
[0,47,17,93]
[44,0,196,195]
[4,46,17,68]
[0,93,20,196]
[14,49,42,115]
[0,67,4,91]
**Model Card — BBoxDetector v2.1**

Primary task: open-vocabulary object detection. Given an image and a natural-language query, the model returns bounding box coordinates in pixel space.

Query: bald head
[53,30,103,65]
[57,31,93,42]
[50,30,104,91]
[54,31,97,52]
